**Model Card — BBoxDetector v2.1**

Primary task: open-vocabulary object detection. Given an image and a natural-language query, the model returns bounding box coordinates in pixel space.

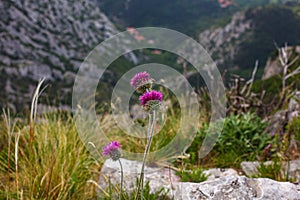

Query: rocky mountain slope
[199,11,252,69]
[97,0,281,36]
[0,0,125,112]
[199,5,300,71]
[2,0,300,112]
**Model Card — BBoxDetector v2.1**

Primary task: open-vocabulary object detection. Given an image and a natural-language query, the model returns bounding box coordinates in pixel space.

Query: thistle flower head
[130,71,154,93]
[139,90,163,111]
[102,141,121,161]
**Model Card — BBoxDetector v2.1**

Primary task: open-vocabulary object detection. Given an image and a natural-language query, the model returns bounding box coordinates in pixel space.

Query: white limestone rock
[203,168,239,181]
[175,175,300,200]
[99,158,181,199]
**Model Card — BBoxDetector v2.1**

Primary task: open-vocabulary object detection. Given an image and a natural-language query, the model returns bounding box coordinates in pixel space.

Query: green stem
[135,110,156,200]
[118,159,124,200]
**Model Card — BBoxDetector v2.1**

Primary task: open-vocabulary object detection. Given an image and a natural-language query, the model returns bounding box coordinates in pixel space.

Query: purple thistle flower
[139,90,163,111]
[102,141,121,161]
[130,71,153,92]
[139,90,163,106]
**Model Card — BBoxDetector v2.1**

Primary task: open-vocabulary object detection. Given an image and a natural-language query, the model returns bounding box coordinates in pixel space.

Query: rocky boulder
[98,158,181,198]
[99,158,300,199]
[175,175,300,200]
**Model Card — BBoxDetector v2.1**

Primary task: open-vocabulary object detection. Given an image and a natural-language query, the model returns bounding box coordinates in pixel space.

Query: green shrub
[216,113,269,158]
[187,112,273,167]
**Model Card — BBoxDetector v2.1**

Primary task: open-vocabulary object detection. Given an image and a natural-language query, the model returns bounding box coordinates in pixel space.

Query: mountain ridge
[1,0,300,112]
[198,5,300,72]
[0,0,125,112]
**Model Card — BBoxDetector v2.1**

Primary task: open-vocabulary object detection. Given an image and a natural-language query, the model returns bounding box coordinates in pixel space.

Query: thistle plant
[131,71,163,200]
[102,141,123,200]
[130,71,154,94]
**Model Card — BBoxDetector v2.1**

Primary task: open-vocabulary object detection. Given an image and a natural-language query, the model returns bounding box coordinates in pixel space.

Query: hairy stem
[135,110,156,200]
[118,159,124,200]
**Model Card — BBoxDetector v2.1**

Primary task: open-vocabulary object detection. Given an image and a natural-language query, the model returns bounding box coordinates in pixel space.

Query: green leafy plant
[187,112,273,168]
[216,113,269,159]
[176,167,207,183]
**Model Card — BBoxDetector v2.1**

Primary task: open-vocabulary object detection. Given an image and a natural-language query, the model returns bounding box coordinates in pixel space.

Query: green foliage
[176,168,207,183]
[255,161,294,182]
[213,151,245,168]
[0,148,15,173]
[187,112,272,168]
[0,112,99,199]
[256,161,282,180]
[217,113,269,158]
